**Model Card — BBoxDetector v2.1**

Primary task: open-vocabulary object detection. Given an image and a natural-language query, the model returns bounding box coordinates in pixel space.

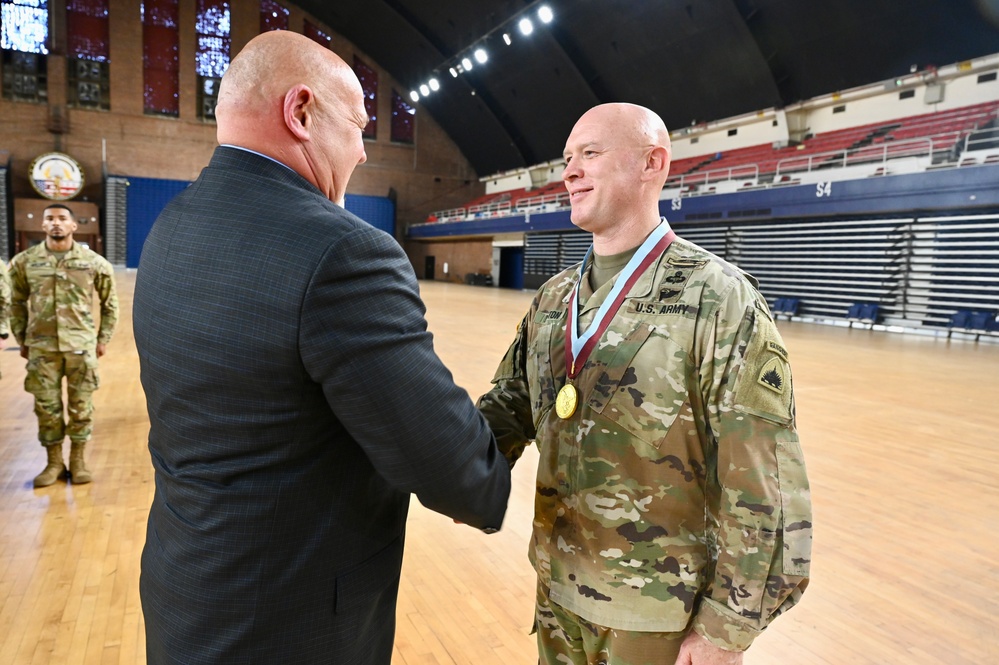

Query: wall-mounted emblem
[29,152,85,200]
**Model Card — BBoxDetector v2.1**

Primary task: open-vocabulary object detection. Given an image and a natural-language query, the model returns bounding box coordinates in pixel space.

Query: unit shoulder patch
[734,313,794,425]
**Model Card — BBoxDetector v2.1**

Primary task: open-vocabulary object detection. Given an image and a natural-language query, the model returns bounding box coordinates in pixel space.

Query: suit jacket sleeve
[299,224,510,530]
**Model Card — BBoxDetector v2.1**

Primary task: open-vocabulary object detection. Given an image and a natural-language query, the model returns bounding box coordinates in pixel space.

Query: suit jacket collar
[210,145,329,202]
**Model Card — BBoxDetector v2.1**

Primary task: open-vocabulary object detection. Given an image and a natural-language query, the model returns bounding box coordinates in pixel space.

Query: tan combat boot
[33,444,67,488]
[69,442,93,484]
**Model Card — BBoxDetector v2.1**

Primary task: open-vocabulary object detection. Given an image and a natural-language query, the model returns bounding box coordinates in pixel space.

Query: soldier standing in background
[0,259,10,374]
[9,203,118,487]
[478,103,812,665]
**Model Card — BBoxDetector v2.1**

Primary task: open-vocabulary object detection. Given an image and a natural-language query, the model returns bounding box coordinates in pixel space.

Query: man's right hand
[674,632,744,665]
[20,345,28,359]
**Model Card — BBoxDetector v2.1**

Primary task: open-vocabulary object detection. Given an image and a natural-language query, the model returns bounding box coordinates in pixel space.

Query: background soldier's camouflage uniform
[478,232,812,654]
[0,261,11,379]
[9,242,118,444]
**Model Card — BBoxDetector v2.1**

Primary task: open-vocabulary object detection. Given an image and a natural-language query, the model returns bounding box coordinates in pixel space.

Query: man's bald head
[561,103,673,251]
[216,31,356,140]
[577,103,672,184]
[214,30,369,204]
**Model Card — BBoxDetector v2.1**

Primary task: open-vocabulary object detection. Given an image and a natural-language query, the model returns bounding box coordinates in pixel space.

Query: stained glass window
[259,0,287,32]
[142,0,179,116]
[1,0,48,53]
[67,0,108,62]
[196,0,229,78]
[65,0,109,109]
[196,0,229,119]
[303,20,330,48]
[354,56,377,140]
[391,89,415,144]
[2,0,48,102]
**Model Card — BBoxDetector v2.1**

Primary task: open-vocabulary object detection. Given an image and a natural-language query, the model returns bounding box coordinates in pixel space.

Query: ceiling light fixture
[407,0,554,101]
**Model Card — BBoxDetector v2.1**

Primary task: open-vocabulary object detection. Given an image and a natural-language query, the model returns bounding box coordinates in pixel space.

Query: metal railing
[515,190,570,212]
[775,136,943,176]
[665,164,759,189]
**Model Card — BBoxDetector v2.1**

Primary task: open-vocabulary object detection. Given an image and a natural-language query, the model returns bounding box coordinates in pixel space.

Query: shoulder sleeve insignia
[757,356,786,394]
[734,309,794,425]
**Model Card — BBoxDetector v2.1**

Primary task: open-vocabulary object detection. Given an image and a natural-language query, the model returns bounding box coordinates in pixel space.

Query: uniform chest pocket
[527,323,559,426]
[588,328,690,450]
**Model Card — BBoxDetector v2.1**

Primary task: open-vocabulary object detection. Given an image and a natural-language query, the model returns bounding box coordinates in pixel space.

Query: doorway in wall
[498,246,524,289]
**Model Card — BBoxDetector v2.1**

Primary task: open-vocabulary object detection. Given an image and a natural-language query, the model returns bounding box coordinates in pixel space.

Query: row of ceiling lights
[408,5,554,103]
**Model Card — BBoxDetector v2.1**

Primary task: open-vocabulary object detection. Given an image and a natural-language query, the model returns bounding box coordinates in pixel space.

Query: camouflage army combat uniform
[0,260,11,378]
[478,224,812,660]
[9,241,118,483]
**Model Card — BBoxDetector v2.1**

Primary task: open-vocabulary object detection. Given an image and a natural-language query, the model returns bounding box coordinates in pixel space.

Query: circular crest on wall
[29,152,86,200]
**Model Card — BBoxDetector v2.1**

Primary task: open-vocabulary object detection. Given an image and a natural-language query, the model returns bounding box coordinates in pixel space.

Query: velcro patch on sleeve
[735,312,793,425]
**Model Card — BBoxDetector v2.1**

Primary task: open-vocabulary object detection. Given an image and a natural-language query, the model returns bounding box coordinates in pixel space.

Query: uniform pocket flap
[589,329,688,450]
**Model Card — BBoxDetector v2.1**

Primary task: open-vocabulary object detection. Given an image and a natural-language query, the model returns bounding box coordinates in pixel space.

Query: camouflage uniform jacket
[478,234,812,651]
[9,241,118,352]
[0,260,10,339]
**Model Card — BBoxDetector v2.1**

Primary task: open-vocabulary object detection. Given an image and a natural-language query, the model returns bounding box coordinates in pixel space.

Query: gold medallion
[555,383,578,419]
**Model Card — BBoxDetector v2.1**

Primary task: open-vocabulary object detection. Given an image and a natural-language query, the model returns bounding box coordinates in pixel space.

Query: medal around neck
[558,221,677,421]
[556,383,578,419]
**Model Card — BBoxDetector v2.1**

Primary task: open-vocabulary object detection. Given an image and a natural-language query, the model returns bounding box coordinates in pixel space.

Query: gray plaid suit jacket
[134,146,510,664]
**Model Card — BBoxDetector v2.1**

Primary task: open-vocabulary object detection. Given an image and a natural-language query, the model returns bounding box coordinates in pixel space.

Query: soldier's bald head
[578,103,672,179]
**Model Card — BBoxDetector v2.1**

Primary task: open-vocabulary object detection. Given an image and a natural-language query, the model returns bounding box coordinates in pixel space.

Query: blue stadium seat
[772,297,800,318]
[948,310,973,329]
[968,311,993,331]
[860,303,880,322]
[946,309,998,340]
[847,302,880,327]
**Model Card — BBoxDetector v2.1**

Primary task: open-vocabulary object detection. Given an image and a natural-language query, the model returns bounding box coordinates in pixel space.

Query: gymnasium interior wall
[0,0,482,237]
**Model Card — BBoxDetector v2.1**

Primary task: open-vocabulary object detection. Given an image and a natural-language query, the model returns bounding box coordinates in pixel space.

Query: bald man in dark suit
[133,30,510,665]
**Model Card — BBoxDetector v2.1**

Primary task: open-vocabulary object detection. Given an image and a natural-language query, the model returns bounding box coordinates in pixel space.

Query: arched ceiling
[295,0,999,176]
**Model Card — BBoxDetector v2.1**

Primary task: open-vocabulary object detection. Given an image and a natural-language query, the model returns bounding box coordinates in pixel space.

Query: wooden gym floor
[0,271,997,664]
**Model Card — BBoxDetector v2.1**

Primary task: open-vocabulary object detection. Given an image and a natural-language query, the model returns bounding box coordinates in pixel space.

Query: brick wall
[404,239,494,284]
[0,0,484,234]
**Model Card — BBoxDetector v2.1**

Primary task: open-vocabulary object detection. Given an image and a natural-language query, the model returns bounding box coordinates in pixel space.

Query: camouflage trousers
[24,350,100,446]
[535,582,686,665]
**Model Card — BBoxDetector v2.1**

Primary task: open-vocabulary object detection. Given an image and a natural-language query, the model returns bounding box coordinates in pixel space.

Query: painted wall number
[816,182,832,197]
[671,197,682,211]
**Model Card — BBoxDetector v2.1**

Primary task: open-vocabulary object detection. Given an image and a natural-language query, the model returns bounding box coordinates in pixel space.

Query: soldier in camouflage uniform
[478,104,811,665]
[0,260,11,376]
[9,203,118,487]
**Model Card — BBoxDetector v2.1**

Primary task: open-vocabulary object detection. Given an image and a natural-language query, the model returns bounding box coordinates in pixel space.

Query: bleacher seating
[425,100,999,223]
